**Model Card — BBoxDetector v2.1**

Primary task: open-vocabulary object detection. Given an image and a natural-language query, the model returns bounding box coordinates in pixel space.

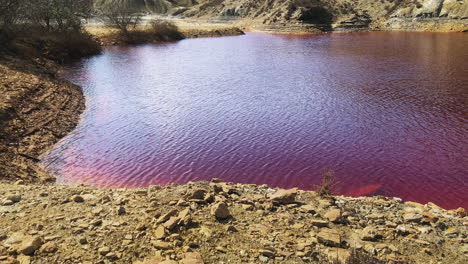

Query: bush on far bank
[150,19,184,41]
[96,2,184,44]
[118,19,184,44]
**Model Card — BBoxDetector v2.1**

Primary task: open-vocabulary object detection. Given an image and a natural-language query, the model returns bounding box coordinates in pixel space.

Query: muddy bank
[86,25,244,46]
[0,57,85,183]
[0,180,467,264]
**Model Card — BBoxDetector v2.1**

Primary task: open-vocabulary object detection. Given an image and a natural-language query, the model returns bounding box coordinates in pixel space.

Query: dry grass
[315,169,338,196]
[86,20,183,45]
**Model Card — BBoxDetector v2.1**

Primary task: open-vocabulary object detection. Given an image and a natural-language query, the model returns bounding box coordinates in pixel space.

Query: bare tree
[0,0,23,29]
[97,3,142,35]
[23,0,93,31]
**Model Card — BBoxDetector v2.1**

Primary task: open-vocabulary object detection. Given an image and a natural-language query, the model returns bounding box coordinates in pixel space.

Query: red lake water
[44,32,468,209]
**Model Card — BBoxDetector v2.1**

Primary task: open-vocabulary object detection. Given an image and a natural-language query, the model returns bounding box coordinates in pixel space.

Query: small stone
[421,212,438,224]
[269,189,297,204]
[19,236,44,255]
[98,246,111,256]
[242,204,254,211]
[422,247,432,255]
[326,248,350,263]
[325,208,342,223]
[444,227,459,238]
[91,219,103,226]
[454,207,467,217]
[199,226,213,238]
[226,225,238,232]
[216,246,226,252]
[310,219,329,227]
[0,231,6,241]
[403,213,423,223]
[139,254,163,264]
[39,242,58,253]
[178,208,191,219]
[301,204,316,213]
[72,195,84,203]
[156,210,178,224]
[364,244,377,255]
[7,195,21,203]
[318,198,335,208]
[152,241,172,250]
[187,189,206,200]
[136,223,147,231]
[92,208,103,216]
[317,228,342,247]
[395,225,416,235]
[17,255,31,264]
[78,237,88,245]
[259,248,275,257]
[163,217,181,231]
[154,225,167,239]
[210,202,231,219]
[360,226,381,241]
[1,199,14,206]
[148,185,162,193]
[180,252,204,264]
[106,252,119,260]
[117,206,126,215]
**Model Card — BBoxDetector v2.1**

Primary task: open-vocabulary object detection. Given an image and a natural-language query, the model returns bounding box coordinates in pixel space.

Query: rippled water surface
[45,32,468,209]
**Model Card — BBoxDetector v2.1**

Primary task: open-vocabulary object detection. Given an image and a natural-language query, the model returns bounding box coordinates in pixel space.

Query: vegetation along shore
[0,0,467,263]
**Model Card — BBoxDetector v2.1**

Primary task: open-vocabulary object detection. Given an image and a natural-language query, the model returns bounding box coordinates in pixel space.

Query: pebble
[19,236,43,255]
[403,213,423,223]
[72,195,84,203]
[269,189,297,204]
[325,208,342,223]
[210,202,231,219]
[6,194,21,203]
[98,246,111,256]
[317,228,342,247]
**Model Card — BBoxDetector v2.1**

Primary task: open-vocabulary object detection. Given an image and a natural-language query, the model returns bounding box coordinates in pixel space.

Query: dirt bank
[0,57,85,183]
[0,180,467,264]
[86,25,244,46]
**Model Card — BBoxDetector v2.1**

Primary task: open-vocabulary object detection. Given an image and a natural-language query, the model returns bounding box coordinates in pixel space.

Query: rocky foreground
[0,180,467,264]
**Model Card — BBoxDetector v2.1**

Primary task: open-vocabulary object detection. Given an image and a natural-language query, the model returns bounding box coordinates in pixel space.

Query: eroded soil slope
[0,57,85,183]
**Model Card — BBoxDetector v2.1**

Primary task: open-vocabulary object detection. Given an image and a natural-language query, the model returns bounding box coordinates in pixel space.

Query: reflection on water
[44,32,468,209]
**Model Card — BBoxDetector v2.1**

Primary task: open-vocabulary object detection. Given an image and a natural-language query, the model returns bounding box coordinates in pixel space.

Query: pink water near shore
[44,32,468,209]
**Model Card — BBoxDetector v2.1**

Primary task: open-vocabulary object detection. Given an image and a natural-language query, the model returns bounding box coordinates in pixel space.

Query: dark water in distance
[44,32,468,209]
